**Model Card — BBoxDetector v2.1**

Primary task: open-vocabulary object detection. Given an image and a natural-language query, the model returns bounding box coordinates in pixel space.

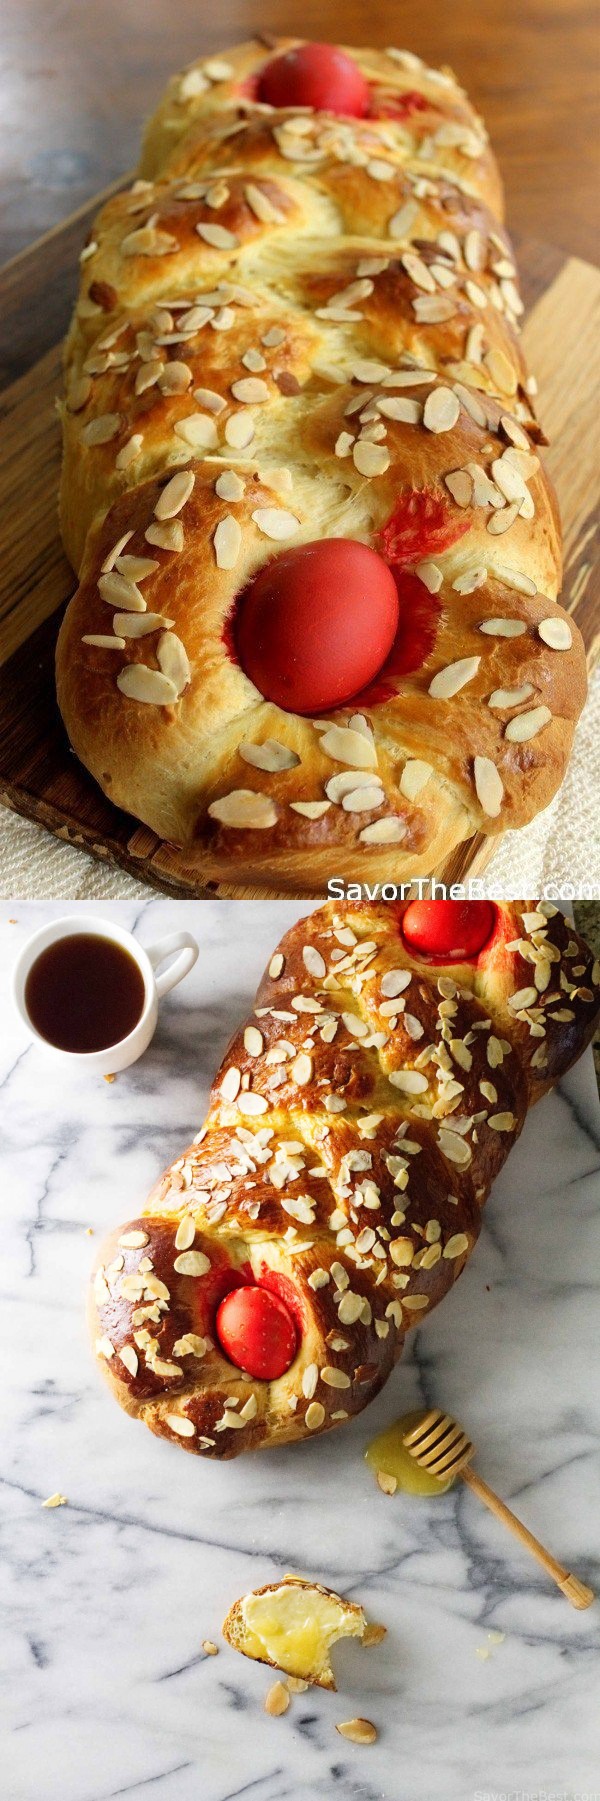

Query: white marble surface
[1,898,599,1801]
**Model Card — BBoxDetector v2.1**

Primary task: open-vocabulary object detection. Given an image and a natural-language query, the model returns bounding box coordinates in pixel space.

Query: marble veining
[1,899,599,1801]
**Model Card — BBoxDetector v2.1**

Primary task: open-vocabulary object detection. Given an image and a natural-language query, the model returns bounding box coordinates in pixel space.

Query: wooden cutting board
[0,203,598,898]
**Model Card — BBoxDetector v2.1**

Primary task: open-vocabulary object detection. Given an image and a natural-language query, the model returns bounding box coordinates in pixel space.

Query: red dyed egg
[258,42,369,116]
[402,900,497,962]
[216,1284,297,1380]
[235,538,399,714]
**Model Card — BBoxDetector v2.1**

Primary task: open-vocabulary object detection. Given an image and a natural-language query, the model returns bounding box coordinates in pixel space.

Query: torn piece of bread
[222,1575,366,1689]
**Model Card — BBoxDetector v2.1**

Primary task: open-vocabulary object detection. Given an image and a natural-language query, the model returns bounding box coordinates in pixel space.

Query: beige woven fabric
[1,669,597,901]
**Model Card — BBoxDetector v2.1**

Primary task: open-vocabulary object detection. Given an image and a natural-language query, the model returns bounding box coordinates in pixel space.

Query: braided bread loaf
[56,37,586,892]
[90,899,600,1457]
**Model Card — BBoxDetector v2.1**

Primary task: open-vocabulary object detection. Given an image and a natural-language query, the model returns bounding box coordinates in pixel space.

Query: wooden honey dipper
[402,1409,594,1610]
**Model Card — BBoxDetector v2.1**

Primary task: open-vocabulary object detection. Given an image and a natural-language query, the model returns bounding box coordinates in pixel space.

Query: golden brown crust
[56,37,586,891]
[90,900,600,1458]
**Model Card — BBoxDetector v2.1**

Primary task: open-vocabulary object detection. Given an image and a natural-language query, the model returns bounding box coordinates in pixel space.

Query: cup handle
[145,931,199,999]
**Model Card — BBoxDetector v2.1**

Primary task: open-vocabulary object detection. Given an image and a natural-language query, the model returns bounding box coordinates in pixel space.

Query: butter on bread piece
[222,1575,366,1689]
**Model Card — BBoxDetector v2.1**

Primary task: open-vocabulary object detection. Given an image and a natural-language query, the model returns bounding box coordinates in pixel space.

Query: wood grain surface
[2,1,599,276]
[0,201,597,898]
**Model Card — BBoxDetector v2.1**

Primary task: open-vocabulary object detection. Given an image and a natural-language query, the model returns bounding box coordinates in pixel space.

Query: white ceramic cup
[12,915,199,1074]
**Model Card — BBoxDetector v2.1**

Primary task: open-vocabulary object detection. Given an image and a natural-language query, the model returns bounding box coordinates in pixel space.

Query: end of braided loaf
[56,38,586,892]
[90,900,600,1457]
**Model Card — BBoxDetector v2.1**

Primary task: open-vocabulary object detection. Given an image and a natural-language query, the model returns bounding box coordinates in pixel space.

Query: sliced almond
[303,945,326,978]
[116,435,144,470]
[320,726,377,769]
[113,613,173,638]
[399,760,432,801]
[388,1069,428,1093]
[174,1217,196,1251]
[157,631,191,694]
[538,617,572,651]
[402,252,436,293]
[165,1415,196,1437]
[500,415,531,450]
[290,800,331,818]
[325,769,377,802]
[174,413,219,449]
[413,295,457,323]
[215,469,245,501]
[488,684,533,709]
[213,515,242,569]
[423,387,460,433]
[437,1130,472,1168]
[158,361,193,394]
[359,818,405,843]
[154,470,195,519]
[117,666,178,705]
[453,567,487,593]
[493,566,537,596]
[504,705,552,742]
[115,555,159,582]
[67,373,92,411]
[491,456,527,503]
[416,559,443,594]
[220,1065,241,1102]
[442,1232,470,1258]
[208,790,278,829]
[464,228,486,271]
[336,1718,377,1745]
[173,1250,210,1276]
[479,617,526,638]
[473,755,503,816]
[244,182,285,223]
[82,634,126,649]
[244,1026,263,1057]
[363,1621,387,1646]
[99,572,146,612]
[342,785,385,813]
[193,386,226,413]
[231,377,270,404]
[429,656,480,699]
[445,469,473,507]
[388,201,419,239]
[381,969,411,998]
[291,1052,313,1085]
[485,347,518,393]
[486,501,520,536]
[239,739,299,772]
[352,442,390,477]
[377,397,422,423]
[452,383,487,428]
[265,1682,290,1716]
[251,508,300,540]
[121,226,178,256]
[82,413,121,446]
[196,221,238,249]
[225,412,255,448]
[145,520,184,551]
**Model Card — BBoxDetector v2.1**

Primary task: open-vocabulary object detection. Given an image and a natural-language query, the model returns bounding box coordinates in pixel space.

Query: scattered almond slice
[336,1718,378,1745]
[362,1621,387,1647]
[265,1681,290,1716]
[41,1493,68,1508]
